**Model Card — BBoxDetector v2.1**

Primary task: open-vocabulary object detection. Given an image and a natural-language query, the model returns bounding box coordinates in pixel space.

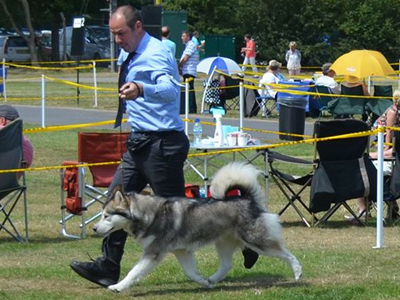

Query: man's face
[110,14,142,53]
[181,32,190,44]
[328,70,336,77]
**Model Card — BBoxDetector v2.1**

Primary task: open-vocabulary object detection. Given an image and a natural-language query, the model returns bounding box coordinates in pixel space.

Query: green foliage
[1,0,400,66]
[164,0,400,66]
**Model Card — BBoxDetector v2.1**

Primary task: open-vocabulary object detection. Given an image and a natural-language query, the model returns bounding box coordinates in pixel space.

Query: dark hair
[182,30,192,39]
[245,34,251,39]
[161,26,170,38]
[113,5,142,30]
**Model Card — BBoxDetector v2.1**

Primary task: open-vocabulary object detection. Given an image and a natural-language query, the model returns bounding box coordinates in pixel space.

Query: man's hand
[119,82,142,100]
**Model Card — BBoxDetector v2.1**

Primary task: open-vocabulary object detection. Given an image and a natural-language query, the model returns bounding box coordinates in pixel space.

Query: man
[178,30,199,114]
[315,63,341,95]
[241,34,258,78]
[0,105,34,172]
[191,31,204,56]
[161,26,176,59]
[70,5,190,288]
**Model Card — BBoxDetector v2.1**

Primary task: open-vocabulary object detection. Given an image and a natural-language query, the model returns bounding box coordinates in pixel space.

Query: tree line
[1,0,400,67]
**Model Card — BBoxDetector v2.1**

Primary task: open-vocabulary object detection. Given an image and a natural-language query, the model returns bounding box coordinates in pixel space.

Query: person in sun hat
[341,75,370,96]
[258,60,282,117]
[0,104,34,174]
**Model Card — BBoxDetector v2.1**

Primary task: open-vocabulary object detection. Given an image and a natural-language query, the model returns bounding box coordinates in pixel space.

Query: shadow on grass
[127,274,308,297]
[281,219,371,228]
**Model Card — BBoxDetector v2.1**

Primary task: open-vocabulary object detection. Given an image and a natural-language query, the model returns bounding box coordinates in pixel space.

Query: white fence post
[374,126,384,249]
[93,61,98,107]
[41,75,46,128]
[239,81,244,130]
[185,79,189,136]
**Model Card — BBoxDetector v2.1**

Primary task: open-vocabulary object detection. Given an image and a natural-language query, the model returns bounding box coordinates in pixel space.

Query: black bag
[126,133,151,153]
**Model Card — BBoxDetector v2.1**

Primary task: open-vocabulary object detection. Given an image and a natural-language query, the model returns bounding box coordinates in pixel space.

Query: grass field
[1,68,400,300]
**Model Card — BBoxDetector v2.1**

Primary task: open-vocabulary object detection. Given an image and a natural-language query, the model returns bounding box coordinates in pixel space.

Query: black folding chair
[221,76,241,110]
[268,150,317,227]
[310,119,377,226]
[0,119,28,242]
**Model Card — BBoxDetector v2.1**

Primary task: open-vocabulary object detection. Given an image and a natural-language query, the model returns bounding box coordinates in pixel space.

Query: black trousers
[180,74,197,114]
[99,130,189,268]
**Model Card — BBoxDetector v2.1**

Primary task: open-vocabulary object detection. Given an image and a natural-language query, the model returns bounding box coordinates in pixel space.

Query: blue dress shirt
[124,33,183,132]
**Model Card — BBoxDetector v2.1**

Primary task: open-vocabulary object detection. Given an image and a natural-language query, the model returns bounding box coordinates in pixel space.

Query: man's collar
[135,32,150,55]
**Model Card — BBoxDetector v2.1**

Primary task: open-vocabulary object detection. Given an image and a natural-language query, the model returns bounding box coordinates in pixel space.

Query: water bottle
[193,118,203,146]
[199,187,206,198]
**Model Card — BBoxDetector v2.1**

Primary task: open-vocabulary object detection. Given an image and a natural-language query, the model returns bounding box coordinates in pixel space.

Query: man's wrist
[132,81,142,98]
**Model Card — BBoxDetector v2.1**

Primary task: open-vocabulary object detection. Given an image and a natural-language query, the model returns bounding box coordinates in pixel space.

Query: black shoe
[70,260,120,288]
[242,248,259,269]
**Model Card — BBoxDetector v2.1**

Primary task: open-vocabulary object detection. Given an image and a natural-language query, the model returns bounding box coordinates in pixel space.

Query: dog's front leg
[108,253,165,293]
[174,250,213,288]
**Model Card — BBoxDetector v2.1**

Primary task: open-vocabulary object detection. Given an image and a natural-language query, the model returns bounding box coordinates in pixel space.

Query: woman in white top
[258,60,281,117]
[285,41,301,77]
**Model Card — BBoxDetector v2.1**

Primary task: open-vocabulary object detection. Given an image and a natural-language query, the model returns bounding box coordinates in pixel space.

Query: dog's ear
[109,185,123,201]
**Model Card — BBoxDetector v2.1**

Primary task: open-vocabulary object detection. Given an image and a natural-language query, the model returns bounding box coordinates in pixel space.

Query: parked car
[59,25,111,61]
[0,35,33,62]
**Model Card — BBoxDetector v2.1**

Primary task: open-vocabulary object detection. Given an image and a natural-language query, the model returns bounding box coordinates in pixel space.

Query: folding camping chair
[222,76,241,110]
[0,119,28,242]
[312,85,338,119]
[255,84,277,118]
[365,85,393,126]
[267,150,317,227]
[336,85,368,120]
[310,119,377,226]
[60,132,128,239]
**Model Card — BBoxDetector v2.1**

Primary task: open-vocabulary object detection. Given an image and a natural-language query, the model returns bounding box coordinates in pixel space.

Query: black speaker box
[71,27,85,57]
[141,5,162,26]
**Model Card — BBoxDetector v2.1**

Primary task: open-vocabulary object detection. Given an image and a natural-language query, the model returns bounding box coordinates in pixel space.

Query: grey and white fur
[93,162,302,293]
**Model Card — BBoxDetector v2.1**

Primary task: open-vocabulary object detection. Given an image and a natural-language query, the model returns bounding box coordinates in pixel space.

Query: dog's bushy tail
[209,162,263,203]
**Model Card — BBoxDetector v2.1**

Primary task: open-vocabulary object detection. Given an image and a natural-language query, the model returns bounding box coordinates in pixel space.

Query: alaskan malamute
[93,162,302,293]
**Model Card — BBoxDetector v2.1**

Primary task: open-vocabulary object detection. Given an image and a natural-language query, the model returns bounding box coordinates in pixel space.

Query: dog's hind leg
[174,250,213,288]
[108,253,166,293]
[207,238,236,285]
[245,213,302,281]
[257,243,302,281]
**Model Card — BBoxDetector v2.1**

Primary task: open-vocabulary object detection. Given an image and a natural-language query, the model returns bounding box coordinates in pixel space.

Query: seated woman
[258,60,281,117]
[340,75,370,120]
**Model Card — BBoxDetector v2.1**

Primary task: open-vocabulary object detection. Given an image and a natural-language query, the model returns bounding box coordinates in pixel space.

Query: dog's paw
[108,283,126,293]
[294,265,303,281]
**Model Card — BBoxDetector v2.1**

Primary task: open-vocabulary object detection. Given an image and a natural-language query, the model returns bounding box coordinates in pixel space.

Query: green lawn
[1,68,400,300]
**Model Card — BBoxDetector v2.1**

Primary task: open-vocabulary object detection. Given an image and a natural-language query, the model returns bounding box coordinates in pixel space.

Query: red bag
[62,162,82,215]
[185,184,241,199]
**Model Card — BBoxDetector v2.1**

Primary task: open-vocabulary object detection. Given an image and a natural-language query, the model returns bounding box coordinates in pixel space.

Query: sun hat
[344,75,360,84]
[0,105,19,121]
[268,60,281,70]
[321,63,333,75]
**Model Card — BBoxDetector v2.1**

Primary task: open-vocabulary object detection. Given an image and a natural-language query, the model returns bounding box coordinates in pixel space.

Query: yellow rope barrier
[0,127,381,174]
[44,76,116,91]
[4,62,93,71]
